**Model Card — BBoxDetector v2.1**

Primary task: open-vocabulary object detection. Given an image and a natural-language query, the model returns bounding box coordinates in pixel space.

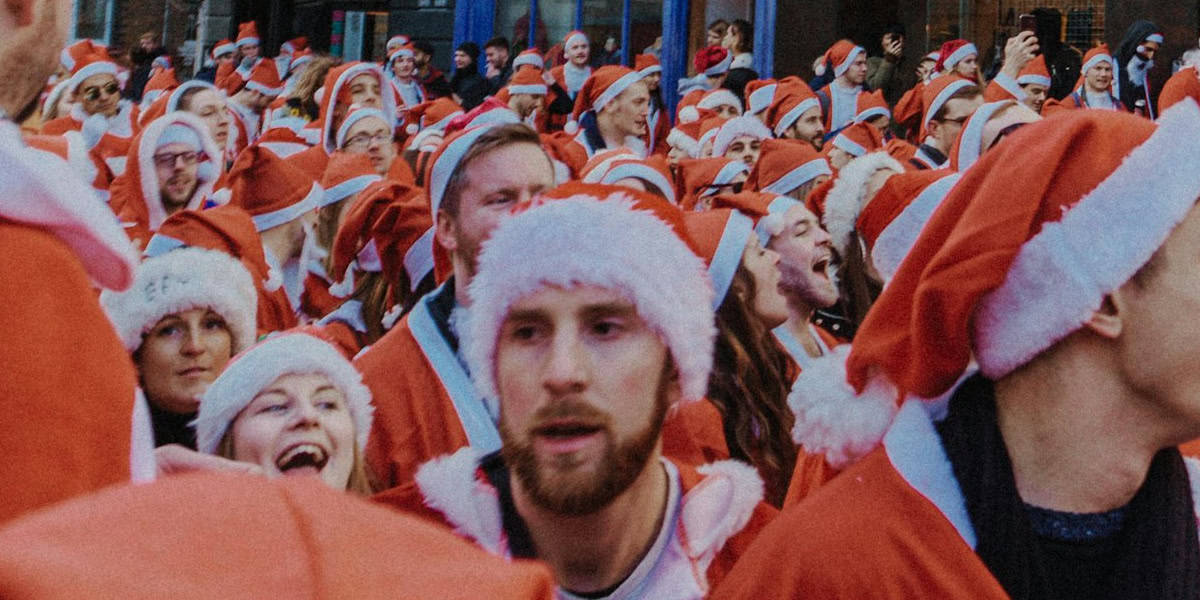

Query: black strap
[480,451,539,559]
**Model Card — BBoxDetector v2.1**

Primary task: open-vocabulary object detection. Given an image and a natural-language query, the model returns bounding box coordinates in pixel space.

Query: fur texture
[414,446,507,556]
[872,173,961,283]
[683,460,765,561]
[823,152,906,257]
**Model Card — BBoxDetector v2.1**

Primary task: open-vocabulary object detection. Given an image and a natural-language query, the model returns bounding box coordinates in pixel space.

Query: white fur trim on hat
[404,227,436,291]
[823,152,905,257]
[704,51,734,76]
[320,174,381,207]
[974,100,1200,380]
[834,46,865,78]
[322,64,396,154]
[922,78,975,132]
[166,80,219,114]
[707,161,750,196]
[600,163,676,204]
[747,84,777,115]
[991,72,1026,101]
[464,195,716,415]
[872,173,960,284]
[763,159,831,196]
[754,195,799,246]
[42,80,71,120]
[236,36,260,48]
[507,83,547,96]
[697,89,742,115]
[832,131,868,157]
[252,182,324,231]
[581,150,639,183]
[942,43,978,71]
[100,247,258,354]
[667,127,701,158]
[565,31,588,49]
[68,60,120,94]
[709,210,755,309]
[1081,52,1114,77]
[955,100,1013,172]
[639,64,662,77]
[1017,73,1052,88]
[244,79,283,97]
[513,54,544,70]
[138,112,223,231]
[428,124,500,219]
[592,70,647,116]
[711,116,772,158]
[1146,33,1165,44]
[157,123,202,150]
[212,42,237,59]
[193,333,374,455]
[773,97,820,137]
[855,106,892,123]
[334,108,391,150]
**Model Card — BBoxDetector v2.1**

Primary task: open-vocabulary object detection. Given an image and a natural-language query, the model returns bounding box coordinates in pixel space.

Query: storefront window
[73,0,113,43]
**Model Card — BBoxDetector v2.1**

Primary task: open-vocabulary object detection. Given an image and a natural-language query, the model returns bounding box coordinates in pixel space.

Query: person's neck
[231,92,258,111]
[513,453,669,594]
[993,337,1175,513]
[395,74,414,84]
[1085,84,1109,97]
[260,224,300,265]
[834,76,860,91]
[782,296,823,358]
[595,115,627,150]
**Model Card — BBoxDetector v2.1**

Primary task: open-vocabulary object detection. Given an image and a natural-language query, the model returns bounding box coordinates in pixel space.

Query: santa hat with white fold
[61,39,106,73]
[855,90,891,123]
[1018,55,1052,88]
[564,65,646,134]
[512,49,544,72]
[789,101,1200,471]
[829,121,885,159]
[464,184,715,417]
[697,88,743,116]
[235,21,260,48]
[505,67,548,97]
[822,151,906,259]
[744,79,778,116]
[317,62,397,155]
[126,112,222,231]
[635,53,662,78]
[402,97,463,144]
[210,39,236,60]
[194,332,374,455]
[747,138,832,196]
[387,35,411,52]
[694,45,733,77]
[678,156,750,209]
[711,115,771,158]
[855,169,961,283]
[225,145,324,232]
[665,110,713,159]
[66,50,122,96]
[99,246,259,354]
[582,151,677,204]
[814,40,865,78]
[920,75,977,139]
[683,206,761,310]
[947,99,1017,172]
[320,151,381,208]
[934,38,978,74]
[1074,44,1116,94]
[766,87,821,137]
[334,106,393,150]
[243,59,285,97]
[329,180,436,301]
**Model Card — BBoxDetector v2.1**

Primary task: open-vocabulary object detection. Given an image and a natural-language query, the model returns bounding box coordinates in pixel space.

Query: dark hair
[484,37,510,51]
[439,124,545,219]
[884,23,906,38]
[722,67,759,104]
[729,19,753,53]
[708,19,729,35]
[456,42,481,63]
[174,85,209,112]
[413,40,435,56]
[707,265,796,507]
[931,84,982,121]
[835,231,883,331]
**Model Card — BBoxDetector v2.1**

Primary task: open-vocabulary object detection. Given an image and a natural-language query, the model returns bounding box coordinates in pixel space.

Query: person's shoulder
[353,313,419,371]
[0,222,88,281]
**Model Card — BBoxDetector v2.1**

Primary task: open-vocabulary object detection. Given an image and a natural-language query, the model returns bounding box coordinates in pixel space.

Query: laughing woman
[194,333,376,494]
[101,247,259,449]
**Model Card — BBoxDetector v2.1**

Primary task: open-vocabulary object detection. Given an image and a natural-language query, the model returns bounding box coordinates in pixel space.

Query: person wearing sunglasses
[109,112,222,249]
[40,50,142,179]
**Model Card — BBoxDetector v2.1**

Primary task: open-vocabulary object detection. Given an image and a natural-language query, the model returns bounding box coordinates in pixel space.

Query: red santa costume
[1042,45,1125,115]
[558,65,649,160]
[0,115,146,526]
[42,49,141,179]
[635,54,671,156]
[226,59,285,156]
[1160,64,1200,113]
[387,44,426,111]
[814,40,872,132]
[547,30,592,131]
[715,102,1200,598]
[379,187,775,599]
[985,55,1051,103]
[0,473,556,599]
[764,85,821,140]
[290,62,397,174]
[911,75,974,170]
[108,112,223,249]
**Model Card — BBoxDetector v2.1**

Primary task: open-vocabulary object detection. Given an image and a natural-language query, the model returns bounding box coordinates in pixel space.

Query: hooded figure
[1114,19,1163,118]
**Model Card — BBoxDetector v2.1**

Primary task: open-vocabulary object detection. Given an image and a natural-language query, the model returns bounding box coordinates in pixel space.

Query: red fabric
[711,446,1010,599]
[0,473,556,599]
[893,81,926,140]
[1159,67,1200,113]
[856,168,952,249]
[0,221,136,526]
[662,399,732,467]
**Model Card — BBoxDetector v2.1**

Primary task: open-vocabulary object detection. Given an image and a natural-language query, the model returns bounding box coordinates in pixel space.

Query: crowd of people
[5,0,1200,596]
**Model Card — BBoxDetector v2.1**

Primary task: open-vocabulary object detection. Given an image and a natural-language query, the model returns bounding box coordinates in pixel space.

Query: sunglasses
[83,82,120,103]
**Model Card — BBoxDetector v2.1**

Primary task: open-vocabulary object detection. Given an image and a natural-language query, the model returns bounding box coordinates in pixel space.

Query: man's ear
[434,210,457,253]
[1082,293,1123,339]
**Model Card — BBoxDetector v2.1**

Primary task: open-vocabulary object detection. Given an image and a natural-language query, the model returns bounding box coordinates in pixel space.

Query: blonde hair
[216,422,376,496]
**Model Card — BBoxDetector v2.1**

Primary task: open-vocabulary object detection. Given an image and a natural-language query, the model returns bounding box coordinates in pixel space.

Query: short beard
[778,261,836,309]
[500,374,669,516]
[160,180,198,212]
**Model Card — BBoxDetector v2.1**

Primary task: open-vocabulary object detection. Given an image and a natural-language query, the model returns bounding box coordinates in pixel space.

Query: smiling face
[1085,60,1114,94]
[230,373,356,490]
[768,203,838,310]
[136,308,233,414]
[497,285,672,515]
[154,142,201,210]
[76,72,120,117]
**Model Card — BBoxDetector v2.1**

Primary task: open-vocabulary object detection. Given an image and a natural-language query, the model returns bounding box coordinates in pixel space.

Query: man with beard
[0,0,145,524]
[766,85,825,151]
[757,197,841,367]
[355,123,555,490]
[394,186,775,598]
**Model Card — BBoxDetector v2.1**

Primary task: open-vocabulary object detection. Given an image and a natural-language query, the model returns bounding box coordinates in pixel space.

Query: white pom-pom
[788,345,899,469]
[814,62,827,77]
[405,123,419,135]
[564,119,579,135]
[264,264,283,292]
[679,105,700,124]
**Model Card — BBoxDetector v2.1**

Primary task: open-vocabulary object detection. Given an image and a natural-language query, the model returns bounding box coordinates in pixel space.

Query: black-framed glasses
[343,131,391,150]
[83,82,120,103]
[936,115,970,125]
[152,151,205,169]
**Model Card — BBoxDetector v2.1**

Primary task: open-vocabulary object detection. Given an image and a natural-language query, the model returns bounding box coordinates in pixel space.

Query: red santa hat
[767,87,821,137]
[695,45,733,77]
[335,106,393,150]
[816,40,866,78]
[565,65,645,134]
[635,53,662,77]
[195,332,374,454]
[388,43,416,65]
[236,21,260,48]
[464,185,715,413]
[582,151,676,203]
[697,115,726,155]
[280,36,309,55]
[665,111,712,159]
[675,89,707,123]
[678,157,750,208]
[563,30,589,49]
[226,145,324,231]
[830,121,886,158]
[1017,55,1052,87]
[709,191,799,246]
[920,75,976,139]
[67,51,121,96]
[856,170,961,283]
[711,115,772,158]
[140,67,180,110]
[144,203,281,294]
[403,97,465,139]
[289,47,314,71]
[791,102,1200,469]
[935,39,979,74]
[696,88,743,116]
[331,180,434,297]
[744,79,778,115]
[948,99,1018,172]
[748,138,832,196]
[512,48,544,71]
[320,151,382,207]
[506,67,548,96]
[244,59,285,96]
[822,151,906,258]
[1075,44,1116,93]
[387,34,411,51]
[855,89,891,123]
[315,62,397,155]
[99,246,258,353]
[426,123,509,226]
[580,148,640,181]
[60,39,105,72]
[683,207,761,309]
[211,39,237,60]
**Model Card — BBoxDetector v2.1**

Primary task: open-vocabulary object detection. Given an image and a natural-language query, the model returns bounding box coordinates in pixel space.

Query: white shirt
[829,81,861,131]
[1085,89,1116,110]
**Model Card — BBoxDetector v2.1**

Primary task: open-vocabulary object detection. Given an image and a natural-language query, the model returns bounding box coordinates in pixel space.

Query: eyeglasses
[83,82,121,103]
[343,131,392,150]
[152,151,205,169]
